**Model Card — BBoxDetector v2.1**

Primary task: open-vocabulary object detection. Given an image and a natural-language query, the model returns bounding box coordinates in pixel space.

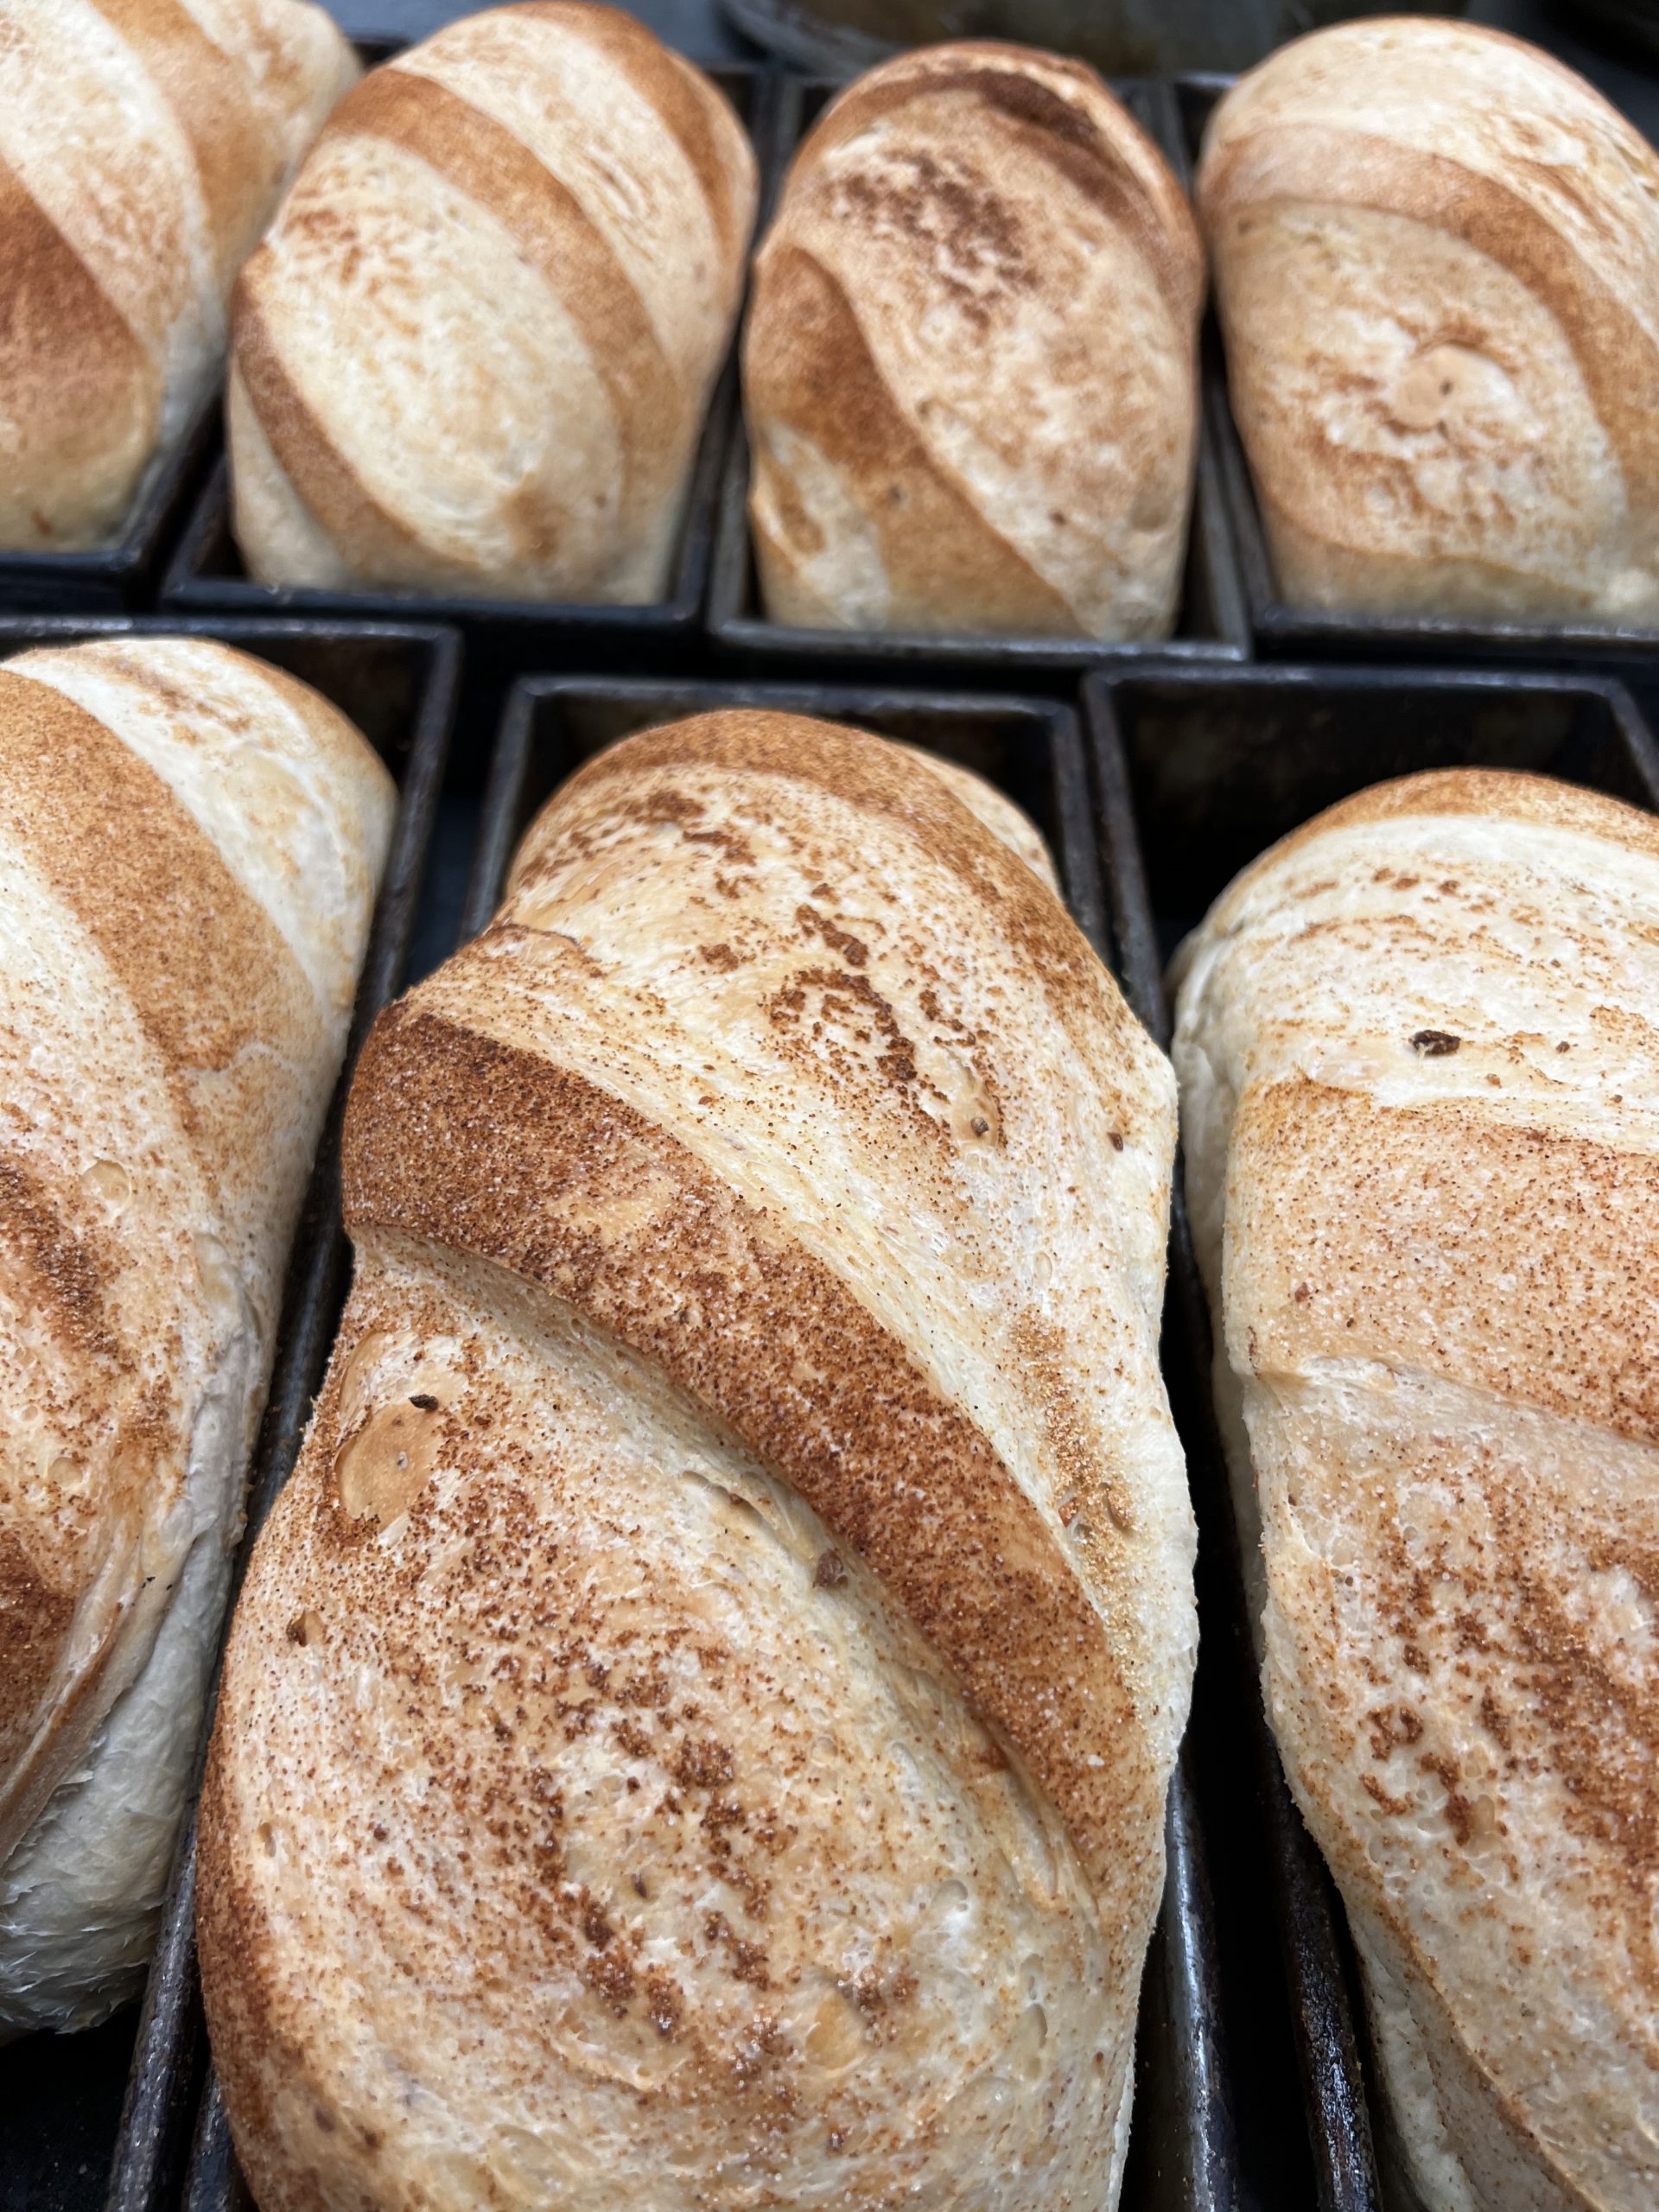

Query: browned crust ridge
[341,1001,1148,1898]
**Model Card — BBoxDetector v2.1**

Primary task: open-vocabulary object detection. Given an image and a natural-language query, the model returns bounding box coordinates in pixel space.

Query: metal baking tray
[1084,660,1659,2212]
[159,62,778,688]
[0,612,459,2212]
[177,671,1241,2212]
[705,78,1251,682]
[1174,75,1659,686]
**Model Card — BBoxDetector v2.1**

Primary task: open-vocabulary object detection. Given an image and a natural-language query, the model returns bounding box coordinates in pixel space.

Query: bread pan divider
[0,613,461,2212]
[703,74,1250,687]
[1173,74,1659,696]
[157,60,780,696]
[1083,658,1659,2212]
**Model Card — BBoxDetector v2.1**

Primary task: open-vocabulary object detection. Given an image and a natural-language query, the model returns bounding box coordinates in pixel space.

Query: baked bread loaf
[744,44,1204,639]
[198,711,1195,2211]
[229,4,758,603]
[1171,770,1659,2210]
[0,639,395,2038]
[1198,21,1659,626]
[0,0,357,552]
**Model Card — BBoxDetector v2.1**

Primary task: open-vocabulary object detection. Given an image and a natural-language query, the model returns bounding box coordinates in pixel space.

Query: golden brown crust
[0,670,314,1186]
[0,638,394,2036]
[745,41,1202,639]
[1173,761,1659,2210]
[200,710,1191,2209]
[230,279,424,577]
[345,1002,1146,1889]
[1198,17,1659,624]
[1233,1077,1659,1446]
[0,158,155,546]
[230,5,755,600]
[551,712,1121,1033]
[315,62,681,545]
[0,0,353,550]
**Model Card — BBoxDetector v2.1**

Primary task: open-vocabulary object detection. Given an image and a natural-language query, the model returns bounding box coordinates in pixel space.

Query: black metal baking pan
[175,669,1242,2212]
[705,76,1251,683]
[0,613,458,2212]
[1174,74,1659,687]
[159,62,778,689]
[1084,660,1659,2212]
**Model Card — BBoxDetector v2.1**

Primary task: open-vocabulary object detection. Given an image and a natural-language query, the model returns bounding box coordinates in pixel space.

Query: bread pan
[1173,75,1659,690]
[0,613,457,2212]
[1084,660,1659,2212]
[704,75,1251,685]
[159,61,778,689]
[173,670,1241,2212]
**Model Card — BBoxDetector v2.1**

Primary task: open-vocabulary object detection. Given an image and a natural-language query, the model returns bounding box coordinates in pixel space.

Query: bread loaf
[197,711,1195,2211]
[0,0,357,552]
[1171,770,1659,2209]
[229,4,757,604]
[0,640,394,2038]
[744,44,1204,639]
[1199,21,1659,626]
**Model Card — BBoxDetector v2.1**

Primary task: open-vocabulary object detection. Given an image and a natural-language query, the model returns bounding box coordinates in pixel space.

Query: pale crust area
[200,712,1194,2211]
[1199,19,1659,625]
[1171,767,1659,2209]
[744,41,1202,640]
[0,641,393,2037]
[229,3,757,602]
[0,0,356,550]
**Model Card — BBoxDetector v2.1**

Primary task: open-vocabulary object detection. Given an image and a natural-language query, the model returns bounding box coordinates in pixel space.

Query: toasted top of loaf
[0,639,393,1899]
[1198,19,1659,624]
[744,42,1204,640]
[229,3,756,601]
[1172,766,1659,2209]
[0,0,357,550]
[198,712,1193,2210]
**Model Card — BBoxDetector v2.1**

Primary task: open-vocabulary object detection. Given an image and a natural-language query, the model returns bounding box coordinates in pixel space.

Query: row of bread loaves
[184,706,1659,2212]
[0,1,760,606]
[15,10,1659,638]
[0,3,1205,639]
[8,651,1650,2211]
[0,639,395,2038]
[229,18,1202,636]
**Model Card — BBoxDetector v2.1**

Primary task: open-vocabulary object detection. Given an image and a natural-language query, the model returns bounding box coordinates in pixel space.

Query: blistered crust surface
[1172,766,1659,2210]
[201,711,1193,2211]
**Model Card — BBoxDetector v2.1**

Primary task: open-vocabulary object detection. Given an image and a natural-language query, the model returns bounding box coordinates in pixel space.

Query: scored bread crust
[0,0,357,551]
[1198,18,1659,626]
[744,42,1204,641]
[228,3,758,604]
[198,711,1194,2211]
[1171,769,1659,2209]
[0,639,394,2037]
